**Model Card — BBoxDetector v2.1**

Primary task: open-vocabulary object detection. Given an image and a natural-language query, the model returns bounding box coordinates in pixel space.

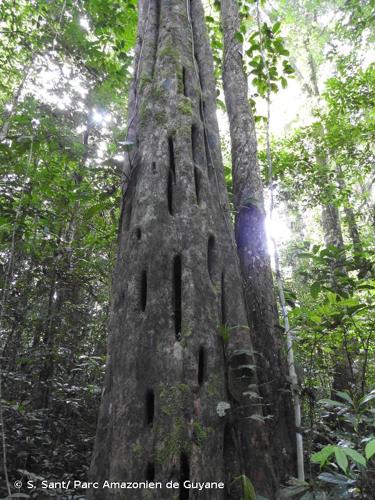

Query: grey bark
[89,1,276,498]
[220,0,295,483]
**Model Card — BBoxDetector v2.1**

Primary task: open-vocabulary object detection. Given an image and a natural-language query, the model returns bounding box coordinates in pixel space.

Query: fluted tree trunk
[89,1,277,498]
[220,0,295,483]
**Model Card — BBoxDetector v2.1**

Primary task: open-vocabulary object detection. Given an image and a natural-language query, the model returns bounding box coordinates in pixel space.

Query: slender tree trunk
[300,46,359,395]
[33,270,60,409]
[89,1,277,498]
[320,203,355,391]
[220,0,295,483]
[335,165,372,278]
[343,205,372,277]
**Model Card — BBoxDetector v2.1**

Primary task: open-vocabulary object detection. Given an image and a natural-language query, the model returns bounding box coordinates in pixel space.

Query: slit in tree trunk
[198,346,206,386]
[167,170,174,215]
[194,166,201,205]
[140,270,147,311]
[168,136,176,177]
[179,452,190,500]
[182,67,187,96]
[145,462,155,481]
[173,255,182,340]
[145,389,154,426]
[207,234,217,284]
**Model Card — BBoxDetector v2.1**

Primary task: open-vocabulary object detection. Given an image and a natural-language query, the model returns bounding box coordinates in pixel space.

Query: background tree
[220,0,295,483]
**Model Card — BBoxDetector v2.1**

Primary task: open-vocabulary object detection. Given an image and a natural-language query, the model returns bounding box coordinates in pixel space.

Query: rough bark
[89,1,277,498]
[220,0,295,483]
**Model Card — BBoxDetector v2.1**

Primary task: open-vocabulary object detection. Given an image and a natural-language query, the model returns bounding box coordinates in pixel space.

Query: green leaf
[280,76,288,89]
[342,447,366,466]
[334,446,348,473]
[240,475,256,500]
[318,398,346,408]
[365,439,375,461]
[310,281,321,299]
[218,325,230,343]
[359,390,375,406]
[335,391,353,405]
[272,21,281,34]
[235,31,244,43]
[311,445,335,465]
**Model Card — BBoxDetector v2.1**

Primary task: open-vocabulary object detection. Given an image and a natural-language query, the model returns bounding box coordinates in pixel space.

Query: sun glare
[265,210,291,249]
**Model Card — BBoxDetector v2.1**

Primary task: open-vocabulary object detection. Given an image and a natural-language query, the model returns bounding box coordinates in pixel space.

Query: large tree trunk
[89,1,277,498]
[220,0,295,482]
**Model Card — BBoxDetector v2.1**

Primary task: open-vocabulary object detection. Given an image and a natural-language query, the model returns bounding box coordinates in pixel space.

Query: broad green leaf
[232,475,256,500]
[365,439,375,460]
[335,391,353,405]
[342,447,366,466]
[359,390,375,406]
[272,21,281,33]
[311,445,335,465]
[334,446,348,472]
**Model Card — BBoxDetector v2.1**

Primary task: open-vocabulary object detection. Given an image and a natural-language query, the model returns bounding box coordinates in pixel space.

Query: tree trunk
[220,0,295,483]
[335,165,372,278]
[89,1,277,498]
[321,203,356,392]
[302,47,357,394]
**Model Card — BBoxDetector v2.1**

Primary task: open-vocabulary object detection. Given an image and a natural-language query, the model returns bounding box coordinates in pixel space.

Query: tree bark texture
[89,1,277,498]
[220,0,295,482]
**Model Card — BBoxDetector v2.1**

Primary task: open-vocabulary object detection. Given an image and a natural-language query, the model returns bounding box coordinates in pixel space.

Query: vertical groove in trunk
[220,0,295,485]
[89,1,274,498]
[173,254,182,340]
